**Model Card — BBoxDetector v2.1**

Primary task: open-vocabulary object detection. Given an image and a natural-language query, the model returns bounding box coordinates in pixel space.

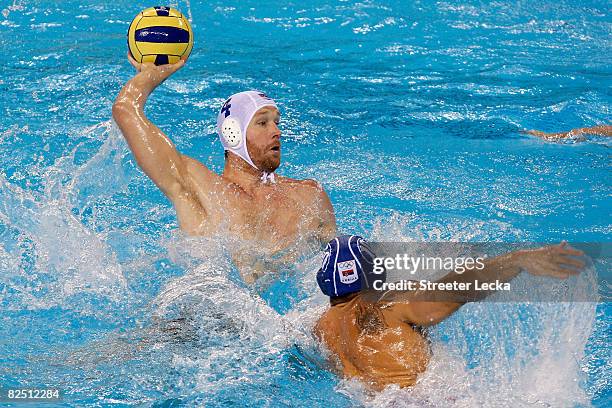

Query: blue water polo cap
[317,235,377,298]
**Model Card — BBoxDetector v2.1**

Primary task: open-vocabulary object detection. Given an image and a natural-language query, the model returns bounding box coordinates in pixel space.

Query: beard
[259,152,281,173]
[247,138,281,173]
[248,142,281,173]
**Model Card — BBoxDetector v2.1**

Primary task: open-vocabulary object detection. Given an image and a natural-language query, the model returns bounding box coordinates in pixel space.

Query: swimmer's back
[314,294,430,389]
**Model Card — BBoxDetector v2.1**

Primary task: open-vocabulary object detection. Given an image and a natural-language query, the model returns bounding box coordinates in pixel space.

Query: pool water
[0,0,610,406]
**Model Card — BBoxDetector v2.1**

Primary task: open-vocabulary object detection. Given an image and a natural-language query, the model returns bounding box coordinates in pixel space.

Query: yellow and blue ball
[127,6,193,65]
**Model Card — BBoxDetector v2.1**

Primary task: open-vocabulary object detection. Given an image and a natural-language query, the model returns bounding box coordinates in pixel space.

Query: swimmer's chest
[231,187,316,240]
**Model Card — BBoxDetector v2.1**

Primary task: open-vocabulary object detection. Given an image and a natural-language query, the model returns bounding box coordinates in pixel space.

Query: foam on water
[0,146,127,313]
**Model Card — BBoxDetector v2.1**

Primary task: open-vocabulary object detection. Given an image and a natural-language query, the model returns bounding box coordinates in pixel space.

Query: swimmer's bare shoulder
[180,155,229,196]
[313,307,346,372]
[276,176,337,241]
[313,312,327,342]
[275,177,323,201]
[274,175,317,187]
[172,155,231,233]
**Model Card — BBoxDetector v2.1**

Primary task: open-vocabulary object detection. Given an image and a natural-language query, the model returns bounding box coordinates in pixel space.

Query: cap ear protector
[221,117,243,148]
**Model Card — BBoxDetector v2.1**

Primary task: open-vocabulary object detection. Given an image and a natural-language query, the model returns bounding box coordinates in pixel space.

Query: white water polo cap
[217,90,278,171]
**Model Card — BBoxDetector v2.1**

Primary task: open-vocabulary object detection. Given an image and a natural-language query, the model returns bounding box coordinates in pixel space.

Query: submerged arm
[522,125,612,141]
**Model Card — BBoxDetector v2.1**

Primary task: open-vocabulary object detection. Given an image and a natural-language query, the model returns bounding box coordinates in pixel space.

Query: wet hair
[330,292,359,306]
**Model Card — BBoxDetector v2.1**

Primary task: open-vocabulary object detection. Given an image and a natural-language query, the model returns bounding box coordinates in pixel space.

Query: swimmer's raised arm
[384,243,585,326]
[522,124,612,141]
[113,54,189,197]
[112,54,209,230]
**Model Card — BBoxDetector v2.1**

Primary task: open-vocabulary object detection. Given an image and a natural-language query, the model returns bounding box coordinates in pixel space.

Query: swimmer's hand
[126,52,186,94]
[514,242,585,279]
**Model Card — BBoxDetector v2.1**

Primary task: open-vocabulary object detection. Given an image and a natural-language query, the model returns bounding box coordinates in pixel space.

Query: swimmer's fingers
[130,59,185,90]
[556,241,585,257]
[538,259,580,279]
[149,59,185,83]
[521,245,586,279]
[127,52,141,72]
[145,59,185,76]
[127,51,185,75]
[554,244,586,272]
[547,266,577,279]
[555,256,585,272]
[162,58,186,74]
[540,242,584,258]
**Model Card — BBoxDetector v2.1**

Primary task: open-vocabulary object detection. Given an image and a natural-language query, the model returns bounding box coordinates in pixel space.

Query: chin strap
[261,172,276,184]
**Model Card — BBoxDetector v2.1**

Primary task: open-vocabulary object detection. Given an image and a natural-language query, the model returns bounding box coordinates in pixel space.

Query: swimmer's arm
[113,54,189,197]
[380,251,517,325]
[112,55,208,213]
[522,125,611,141]
[377,255,520,325]
[306,180,337,243]
[319,188,337,243]
[383,243,585,326]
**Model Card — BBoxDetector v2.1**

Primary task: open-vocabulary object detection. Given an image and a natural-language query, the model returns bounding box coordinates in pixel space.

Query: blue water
[1,0,610,406]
